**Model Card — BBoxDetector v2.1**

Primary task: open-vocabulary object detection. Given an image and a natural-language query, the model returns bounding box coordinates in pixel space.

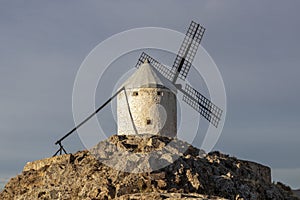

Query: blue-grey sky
[0,0,299,189]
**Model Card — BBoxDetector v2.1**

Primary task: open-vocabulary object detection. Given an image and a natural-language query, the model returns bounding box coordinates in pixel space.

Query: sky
[0,0,300,189]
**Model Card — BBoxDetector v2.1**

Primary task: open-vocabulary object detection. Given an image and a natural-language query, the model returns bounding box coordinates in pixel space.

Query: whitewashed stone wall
[117,88,177,137]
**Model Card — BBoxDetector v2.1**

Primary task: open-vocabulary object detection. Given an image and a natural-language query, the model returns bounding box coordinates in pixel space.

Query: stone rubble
[0,134,298,200]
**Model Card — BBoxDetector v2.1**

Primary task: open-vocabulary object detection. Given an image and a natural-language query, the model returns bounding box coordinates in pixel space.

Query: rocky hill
[294,189,300,198]
[0,135,298,200]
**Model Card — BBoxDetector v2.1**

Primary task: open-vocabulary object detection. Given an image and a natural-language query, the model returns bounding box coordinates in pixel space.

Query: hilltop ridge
[0,134,298,200]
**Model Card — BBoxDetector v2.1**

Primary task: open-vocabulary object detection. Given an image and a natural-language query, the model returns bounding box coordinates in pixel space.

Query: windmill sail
[182,84,222,127]
[135,52,174,81]
[134,22,222,128]
[172,21,205,82]
[135,52,223,127]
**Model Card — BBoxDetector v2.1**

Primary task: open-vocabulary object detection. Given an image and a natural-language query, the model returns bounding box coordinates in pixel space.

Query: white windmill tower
[117,59,177,137]
[53,21,223,155]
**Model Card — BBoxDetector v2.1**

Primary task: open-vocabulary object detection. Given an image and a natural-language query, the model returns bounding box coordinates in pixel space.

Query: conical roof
[120,60,177,93]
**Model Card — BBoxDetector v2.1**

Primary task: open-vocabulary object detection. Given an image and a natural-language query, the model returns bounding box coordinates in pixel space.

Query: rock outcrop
[0,135,298,200]
[294,189,300,198]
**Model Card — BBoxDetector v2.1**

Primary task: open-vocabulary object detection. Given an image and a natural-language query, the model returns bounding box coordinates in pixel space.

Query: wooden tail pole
[53,87,125,156]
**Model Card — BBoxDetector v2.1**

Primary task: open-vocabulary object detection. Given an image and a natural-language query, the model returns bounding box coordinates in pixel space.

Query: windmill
[53,21,223,156]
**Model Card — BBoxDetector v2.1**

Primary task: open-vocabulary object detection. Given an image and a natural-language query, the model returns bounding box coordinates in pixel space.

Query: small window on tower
[132,91,138,96]
[157,91,163,96]
[146,119,151,125]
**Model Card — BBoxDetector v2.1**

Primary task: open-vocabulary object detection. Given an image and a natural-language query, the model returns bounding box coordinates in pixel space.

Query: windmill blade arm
[54,87,124,146]
[172,55,192,81]
[182,84,223,127]
[172,21,205,82]
[135,52,174,81]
